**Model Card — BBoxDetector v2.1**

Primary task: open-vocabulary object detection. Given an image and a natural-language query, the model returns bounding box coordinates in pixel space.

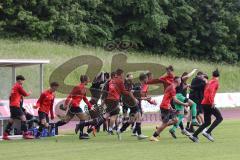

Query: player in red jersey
[55,75,96,139]
[189,69,223,143]
[147,65,174,91]
[3,75,34,140]
[34,82,59,138]
[78,69,138,136]
[150,76,189,142]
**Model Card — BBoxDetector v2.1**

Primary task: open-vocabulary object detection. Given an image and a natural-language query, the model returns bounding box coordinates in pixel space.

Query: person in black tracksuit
[187,71,206,132]
[122,74,135,126]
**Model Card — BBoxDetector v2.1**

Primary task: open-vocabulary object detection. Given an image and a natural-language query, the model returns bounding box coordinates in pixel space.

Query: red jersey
[106,77,127,101]
[36,89,55,117]
[160,84,176,110]
[9,83,30,107]
[147,73,174,91]
[201,78,219,105]
[141,83,149,94]
[65,83,92,109]
[159,73,174,90]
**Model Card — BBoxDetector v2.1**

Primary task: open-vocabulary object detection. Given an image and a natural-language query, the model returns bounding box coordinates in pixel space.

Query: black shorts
[129,105,141,116]
[38,111,49,123]
[105,99,120,116]
[10,106,24,119]
[160,108,177,123]
[197,104,203,115]
[122,104,129,114]
[67,106,83,115]
[129,100,142,116]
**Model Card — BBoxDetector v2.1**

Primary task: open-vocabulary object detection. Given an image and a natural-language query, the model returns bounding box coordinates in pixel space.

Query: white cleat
[137,134,148,140]
[202,131,214,142]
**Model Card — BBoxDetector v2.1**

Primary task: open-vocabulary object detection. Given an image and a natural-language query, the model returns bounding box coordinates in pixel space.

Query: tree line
[0,0,239,63]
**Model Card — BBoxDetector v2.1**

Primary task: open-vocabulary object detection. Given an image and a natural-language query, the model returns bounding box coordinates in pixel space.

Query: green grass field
[0,38,240,99]
[0,120,239,160]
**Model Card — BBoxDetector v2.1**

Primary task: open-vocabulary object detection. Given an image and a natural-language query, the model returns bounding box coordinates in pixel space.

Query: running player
[117,73,157,140]
[89,72,110,105]
[3,75,34,140]
[169,70,199,138]
[55,75,96,139]
[189,69,223,143]
[150,76,188,142]
[78,69,138,137]
[34,82,59,138]
[147,65,174,91]
[188,71,206,131]
[121,73,134,129]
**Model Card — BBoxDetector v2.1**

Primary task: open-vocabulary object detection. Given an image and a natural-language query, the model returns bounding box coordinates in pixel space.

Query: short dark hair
[212,69,220,77]
[166,65,174,72]
[146,71,152,78]
[50,82,59,87]
[197,71,203,76]
[16,75,25,81]
[203,74,209,80]
[181,72,188,77]
[174,76,180,82]
[104,72,110,79]
[139,73,147,81]
[116,68,124,76]
[111,72,116,78]
[80,75,89,83]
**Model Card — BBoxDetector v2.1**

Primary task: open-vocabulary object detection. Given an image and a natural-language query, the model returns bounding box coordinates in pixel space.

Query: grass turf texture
[0,120,239,160]
[0,38,240,98]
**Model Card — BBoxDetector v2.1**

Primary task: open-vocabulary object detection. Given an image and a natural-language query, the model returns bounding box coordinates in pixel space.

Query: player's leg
[135,111,147,140]
[150,109,172,142]
[118,106,136,133]
[19,113,34,139]
[36,112,49,138]
[202,107,223,141]
[187,99,199,126]
[169,114,184,139]
[190,105,212,142]
[3,106,20,140]
[55,111,74,135]
[196,104,204,125]
[75,108,96,139]
[80,100,119,135]
[3,118,14,140]
[55,112,73,126]
[170,93,189,137]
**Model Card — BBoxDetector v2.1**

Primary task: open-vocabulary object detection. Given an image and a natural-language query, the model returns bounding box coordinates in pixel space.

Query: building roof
[0,59,50,67]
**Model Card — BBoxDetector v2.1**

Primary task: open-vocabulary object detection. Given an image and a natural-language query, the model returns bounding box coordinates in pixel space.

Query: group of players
[2,65,223,143]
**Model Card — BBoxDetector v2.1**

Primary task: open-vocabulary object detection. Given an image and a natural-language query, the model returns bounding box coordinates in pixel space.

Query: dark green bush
[0,0,239,63]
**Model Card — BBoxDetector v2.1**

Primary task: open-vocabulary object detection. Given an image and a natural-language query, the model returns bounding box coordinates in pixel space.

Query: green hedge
[0,0,239,63]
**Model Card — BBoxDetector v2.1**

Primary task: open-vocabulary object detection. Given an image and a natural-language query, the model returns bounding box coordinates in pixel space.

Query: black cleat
[169,129,177,139]
[75,124,80,134]
[79,133,90,140]
[189,135,199,143]
[186,127,195,133]
[108,130,114,135]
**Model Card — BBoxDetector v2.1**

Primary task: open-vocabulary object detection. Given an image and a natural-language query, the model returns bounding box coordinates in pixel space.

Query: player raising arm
[150,76,188,142]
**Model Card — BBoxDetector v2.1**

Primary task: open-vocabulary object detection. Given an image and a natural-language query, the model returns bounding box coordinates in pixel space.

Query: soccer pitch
[0,120,239,160]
